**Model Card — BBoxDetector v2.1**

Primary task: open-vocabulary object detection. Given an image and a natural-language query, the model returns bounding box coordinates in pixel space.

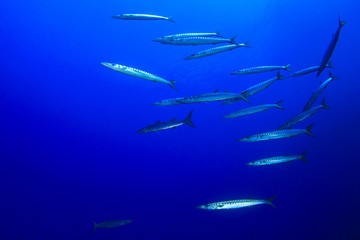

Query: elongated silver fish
[231,64,291,75]
[112,14,175,23]
[223,101,284,119]
[288,62,335,77]
[238,124,315,142]
[136,110,195,133]
[101,62,177,91]
[246,151,309,166]
[303,72,337,112]
[93,220,133,233]
[317,17,346,77]
[153,32,223,42]
[158,36,238,45]
[152,90,250,106]
[278,98,330,130]
[185,42,251,60]
[197,195,277,210]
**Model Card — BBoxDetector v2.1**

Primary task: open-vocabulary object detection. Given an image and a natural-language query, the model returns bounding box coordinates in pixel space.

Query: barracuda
[288,62,335,77]
[303,72,337,111]
[238,124,315,142]
[246,151,309,166]
[136,110,195,133]
[231,64,291,75]
[101,62,177,91]
[158,36,238,45]
[185,42,251,60]
[223,101,284,119]
[153,32,223,42]
[278,98,330,130]
[197,195,277,210]
[112,14,175,23]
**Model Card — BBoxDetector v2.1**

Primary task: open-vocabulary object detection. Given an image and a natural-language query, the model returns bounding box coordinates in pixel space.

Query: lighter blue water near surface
[1,0,360,239]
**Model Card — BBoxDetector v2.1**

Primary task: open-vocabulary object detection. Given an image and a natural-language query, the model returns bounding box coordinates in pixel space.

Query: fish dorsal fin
[156,120,160,124]
[214,89,219,93]
[171,118,176,121]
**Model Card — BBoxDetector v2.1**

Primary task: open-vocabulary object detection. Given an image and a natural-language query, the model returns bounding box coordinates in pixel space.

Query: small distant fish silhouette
[112,14,175,23]
[185,42,251,60]
[93,220,133,233]
[223,101,284,119]
[246,151,309,166]
[137,110,195,133]
[197,195,277,210]
[288,62,335,77]
[231,64,291,75]
[317,16,346,77]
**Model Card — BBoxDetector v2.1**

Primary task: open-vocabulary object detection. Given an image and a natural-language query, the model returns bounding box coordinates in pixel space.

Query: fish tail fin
[339,15,346,27]
[284,64,291,71]
[168,80,178,91]
[321,98,331,110]
[275,100,285,110]
[237,93,251,104]
[329,71,338,80]
[216,30,224,38]
[276,71,286,80]
[316,68,323,77]
[92,221,98,234]
[300,151,309,163]
[327,61,336,68]
[167,17,176,23]
[243,41,252,48]
[266,195,278,209]
[230,34,238,44]
[305,124,316,137]
[184,110,195,128]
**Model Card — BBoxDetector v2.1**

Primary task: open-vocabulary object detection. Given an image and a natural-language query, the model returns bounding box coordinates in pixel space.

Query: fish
[303,72,338,112]
[101,62,177,91]
[288,62,335,77]
[197,195,277,210]
[93,220,133,233]
[223,101,284,119]
[158,35,238,45]
[152,90,250,106]
[231,64,291,75]
[112,14,175,23]
[238,124,315,142]
[246,151,309,166]
[278,98,330,130]
[153,32,223,42]
[184,42,251,60]
[317,16,346,77]
[136,110,195,133]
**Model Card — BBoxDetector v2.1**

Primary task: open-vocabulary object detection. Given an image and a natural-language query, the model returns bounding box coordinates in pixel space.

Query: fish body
[279,98,330,129]
[303,72,337,111]
[158,36,237,45]
[246,152,308,166]
[153,91,249,106]
[101,62,177,91]
[136,110,195,133]
[223,101,284,119]
[153,32,223,42]
[93,220,133,233]
[231,64,291,75]
[317,17,346,77]
[197,195,277,210]
[112,14,175,23]
[238,124,315,142]
[288,62,334,77]
[185,42,251,60]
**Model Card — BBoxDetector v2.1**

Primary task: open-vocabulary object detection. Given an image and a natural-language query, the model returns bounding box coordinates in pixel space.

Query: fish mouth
[100,62,113,68]
[152,38,163,42]
[111,15,123,19]
[152,102,162,105]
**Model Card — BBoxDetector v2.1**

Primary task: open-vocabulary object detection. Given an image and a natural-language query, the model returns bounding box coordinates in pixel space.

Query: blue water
[1,0,360,239]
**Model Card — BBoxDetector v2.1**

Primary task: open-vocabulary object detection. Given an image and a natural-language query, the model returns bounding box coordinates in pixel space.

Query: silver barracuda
[278,98,330,130]
[153,32,223,42]
[136,110,195,133]
[231,64,291,75]
[288,62,335,77]
[184,42,251,60]
[112,14,175,23]
[238,124,315,142]
[303,72,338,111]
[158,36,238,45]
[101,62,177,91]
[223,101,284,119]
[197,195,277,210]
[93,220,133,233]
[246,151,309,166]
[152,90,250,106]
[317,17,346,77]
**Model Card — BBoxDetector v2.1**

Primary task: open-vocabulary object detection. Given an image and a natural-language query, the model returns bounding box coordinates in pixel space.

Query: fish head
[100,62,126,71]
[238,136,251,142]
[196,203,218,210]
[185,52,201,60]
[152,36,169,42]
[136,128,147,134]
[152,99,175,106]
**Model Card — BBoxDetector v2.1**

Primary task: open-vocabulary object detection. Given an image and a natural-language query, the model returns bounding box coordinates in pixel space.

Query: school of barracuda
[96,13,346,231]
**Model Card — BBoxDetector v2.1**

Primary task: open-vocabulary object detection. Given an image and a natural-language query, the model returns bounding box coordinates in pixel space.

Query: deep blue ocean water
[1,0,360,239]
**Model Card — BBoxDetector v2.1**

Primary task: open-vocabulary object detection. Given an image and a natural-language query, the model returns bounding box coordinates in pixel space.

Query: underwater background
[1,0,360,239]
